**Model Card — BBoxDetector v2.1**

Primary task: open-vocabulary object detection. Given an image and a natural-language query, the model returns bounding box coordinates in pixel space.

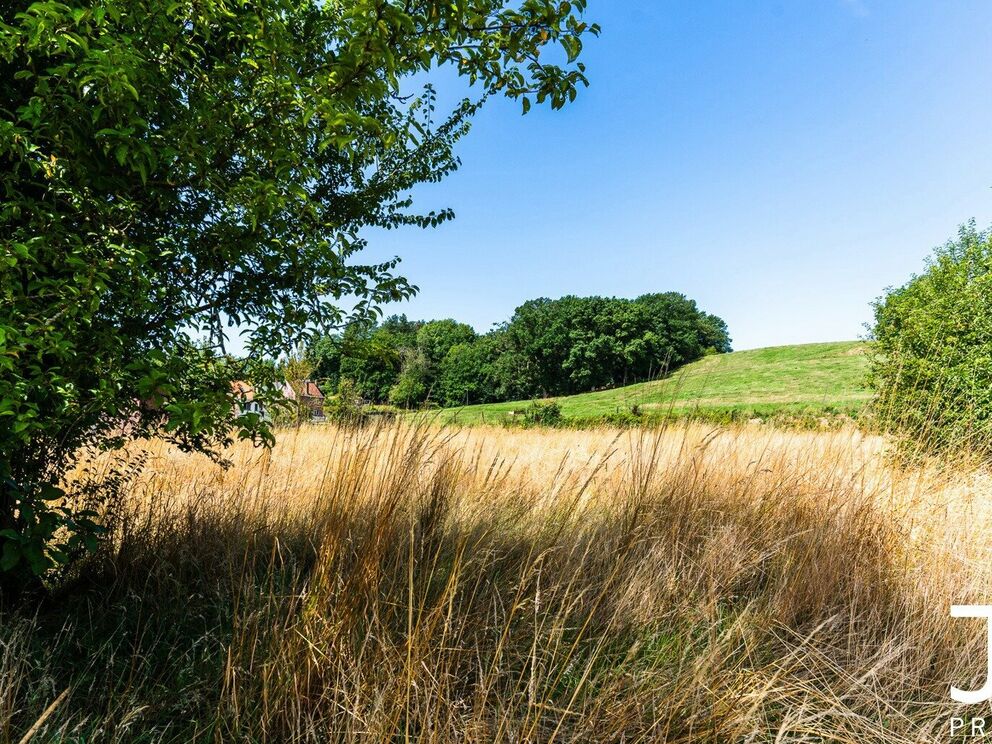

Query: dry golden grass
[2,420,991,742]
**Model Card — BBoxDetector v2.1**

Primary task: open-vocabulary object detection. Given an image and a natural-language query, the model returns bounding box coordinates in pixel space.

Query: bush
[597,404,642,428]
[326,379,369,426]
[522,400,564,427]
[869,221,992,457]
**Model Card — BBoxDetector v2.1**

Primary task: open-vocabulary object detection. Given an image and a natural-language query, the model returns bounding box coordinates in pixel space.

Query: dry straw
[1,419,990,741]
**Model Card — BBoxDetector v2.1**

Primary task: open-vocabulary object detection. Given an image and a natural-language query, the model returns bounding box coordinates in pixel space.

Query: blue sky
[363,0,992,351]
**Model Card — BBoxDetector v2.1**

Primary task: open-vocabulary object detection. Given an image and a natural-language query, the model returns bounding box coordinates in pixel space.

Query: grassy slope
[437,341,871,424]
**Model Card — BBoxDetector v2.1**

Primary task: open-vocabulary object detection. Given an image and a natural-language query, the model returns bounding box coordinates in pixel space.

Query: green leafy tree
[438,337,498,406]
[635,293,732,362]
[275,346,319,425]
[385,319,475,406]
[0,0,597,586]
[869,221,992,456]
[416,319,477,368]
[487,329,540,401]
[344,316,423,401]
[698,313,733,354]
[338,325,403,402]
[389,348,431,408]
[325,377,367,425]
[499,294,730,398]
[307,334,344,392]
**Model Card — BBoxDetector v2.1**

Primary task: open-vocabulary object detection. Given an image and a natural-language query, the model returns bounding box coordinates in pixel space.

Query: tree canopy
[0,0,597,583]
[309,293,732,409]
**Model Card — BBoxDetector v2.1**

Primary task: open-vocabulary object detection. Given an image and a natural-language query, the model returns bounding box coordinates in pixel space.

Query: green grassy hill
[435,341,872,425]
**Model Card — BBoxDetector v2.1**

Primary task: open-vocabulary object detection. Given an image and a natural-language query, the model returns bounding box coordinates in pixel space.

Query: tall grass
[0,421,989,742]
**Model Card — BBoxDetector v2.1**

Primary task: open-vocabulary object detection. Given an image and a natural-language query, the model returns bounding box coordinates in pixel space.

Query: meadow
[436,341,871,425]
[0,419,989,742]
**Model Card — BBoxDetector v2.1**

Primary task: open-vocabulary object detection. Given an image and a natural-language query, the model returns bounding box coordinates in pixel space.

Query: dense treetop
[308,293,732,408]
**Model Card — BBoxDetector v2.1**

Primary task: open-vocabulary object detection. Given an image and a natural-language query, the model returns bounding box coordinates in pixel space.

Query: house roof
[299,380,324,399]
[230,380,255,401]
[283,379,325,400]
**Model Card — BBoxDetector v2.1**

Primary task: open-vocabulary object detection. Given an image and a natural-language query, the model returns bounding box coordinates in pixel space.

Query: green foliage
[326,378,368,425]
[389,348,431,409]
[320,316,422,402]
[869,222,992,456]
[307,334,344,392]
[521,399,563,427]
[309,293,731,411]
[0,0,596,583]
[271,347,318,426]
[438,338,500,406]
[416,319,477,368]
[388,319,476,406]
[497,294,731,397]
[636,293,733,358]
[601,404,643,428]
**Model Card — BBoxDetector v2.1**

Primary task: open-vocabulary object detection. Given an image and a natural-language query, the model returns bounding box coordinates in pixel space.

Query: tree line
[307,293,732,408]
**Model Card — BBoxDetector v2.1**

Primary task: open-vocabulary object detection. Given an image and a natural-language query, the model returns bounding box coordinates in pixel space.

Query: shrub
[869,221,992,456]
[601,404,644,428]
[523,400,564,427]
[326,379,369,426]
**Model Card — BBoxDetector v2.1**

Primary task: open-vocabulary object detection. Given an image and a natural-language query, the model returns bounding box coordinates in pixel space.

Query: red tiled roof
[299,380,324,399]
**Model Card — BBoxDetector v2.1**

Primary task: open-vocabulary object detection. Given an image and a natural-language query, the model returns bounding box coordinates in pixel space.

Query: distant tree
[307,335,344,391]
[499,294,730,398]
[281,347,317,386]
[416,320,477,368]
[337,324,402,402]
[384,319,476,406]
[325,378,367,425]
[0,0,596,586]
[308,315,424,402]
[486,329,539,401]
[273,346,320,425]
[635,292,732,364]
[699,313,733,354]
[389,349,431,408]
[311,294,729,410]
[380,315,425,340]
[869,221,992,456]
[438,338,499,406]
[562,298,666,389]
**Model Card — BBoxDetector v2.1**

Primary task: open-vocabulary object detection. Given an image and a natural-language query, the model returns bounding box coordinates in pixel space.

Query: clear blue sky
[363,0,992,351]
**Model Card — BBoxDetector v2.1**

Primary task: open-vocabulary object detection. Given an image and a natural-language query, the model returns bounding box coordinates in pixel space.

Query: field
[0,419,988,742]
[435,341,871,424]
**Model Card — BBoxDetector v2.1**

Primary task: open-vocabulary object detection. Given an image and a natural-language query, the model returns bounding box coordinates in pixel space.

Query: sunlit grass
[0,419,987,742]
[435,341,870,424]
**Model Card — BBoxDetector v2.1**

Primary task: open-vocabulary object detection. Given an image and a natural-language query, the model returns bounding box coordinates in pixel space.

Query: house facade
[280,379,326,421]
[231,380,268,419]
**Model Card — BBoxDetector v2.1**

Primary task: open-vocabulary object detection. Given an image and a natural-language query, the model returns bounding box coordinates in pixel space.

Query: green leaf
[1,541,20,572]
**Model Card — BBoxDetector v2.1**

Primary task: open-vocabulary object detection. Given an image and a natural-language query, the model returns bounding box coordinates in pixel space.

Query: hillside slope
[436,341,871,424]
